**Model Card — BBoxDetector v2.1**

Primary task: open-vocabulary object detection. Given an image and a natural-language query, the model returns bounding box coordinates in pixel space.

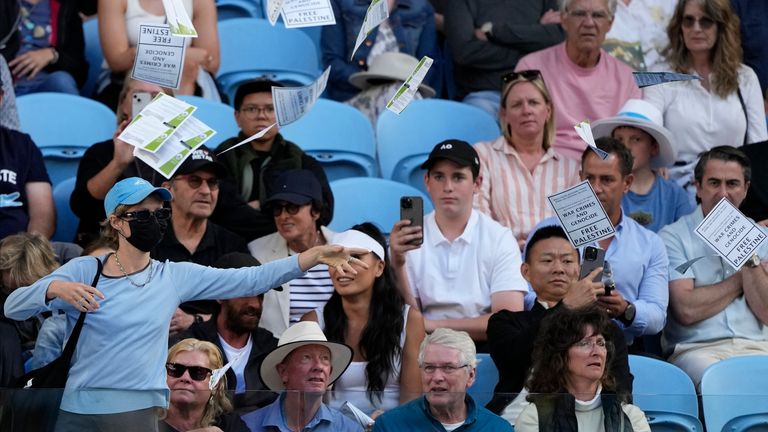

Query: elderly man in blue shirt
[659,146,768,387]
[242,321,361,432]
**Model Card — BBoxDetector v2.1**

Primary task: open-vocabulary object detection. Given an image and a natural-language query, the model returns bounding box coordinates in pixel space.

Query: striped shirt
[473,136,580,242]
[287,263,334,323]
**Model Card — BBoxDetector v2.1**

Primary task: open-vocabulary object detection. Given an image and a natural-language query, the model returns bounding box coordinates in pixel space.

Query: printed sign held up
[548,181,615,248]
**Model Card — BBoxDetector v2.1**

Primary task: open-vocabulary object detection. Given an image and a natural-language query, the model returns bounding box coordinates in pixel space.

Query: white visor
[332,230,385,260]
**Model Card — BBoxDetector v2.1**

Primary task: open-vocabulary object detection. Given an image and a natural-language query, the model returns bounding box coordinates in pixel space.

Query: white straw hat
[591,99,676,168]
[349,52,436,98]
[259,321,352,391]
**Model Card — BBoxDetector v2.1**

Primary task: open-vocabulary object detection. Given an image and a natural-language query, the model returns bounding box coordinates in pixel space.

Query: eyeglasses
[502,70,542,84]
[119,208,172,222]
[175,175,219,190]
[271,202,303,217]
[239,104,275,117]
[573,339,608,351]
[567,9,611,22]
[166,363,212,381]
[682,15,715,30]
[421,364,469,375]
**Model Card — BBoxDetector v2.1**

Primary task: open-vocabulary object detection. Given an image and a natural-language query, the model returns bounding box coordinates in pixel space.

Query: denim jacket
[322,0,439,101]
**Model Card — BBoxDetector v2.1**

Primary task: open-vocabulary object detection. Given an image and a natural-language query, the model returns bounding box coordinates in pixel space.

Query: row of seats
[469,354,768,432]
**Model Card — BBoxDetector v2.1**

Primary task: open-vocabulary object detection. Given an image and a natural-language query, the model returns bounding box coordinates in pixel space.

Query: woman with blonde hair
[645,0,767,195]
[473,71,580,249]
[162,338,248,432]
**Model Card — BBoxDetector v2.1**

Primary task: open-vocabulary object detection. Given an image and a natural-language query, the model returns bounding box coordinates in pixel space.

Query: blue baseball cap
[104,177,173,216]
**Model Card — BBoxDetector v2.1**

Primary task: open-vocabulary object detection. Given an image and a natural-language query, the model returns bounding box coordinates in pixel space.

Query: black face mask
[125,217,167,252]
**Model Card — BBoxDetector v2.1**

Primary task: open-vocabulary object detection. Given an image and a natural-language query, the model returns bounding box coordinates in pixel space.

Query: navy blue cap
[263,169,323,208]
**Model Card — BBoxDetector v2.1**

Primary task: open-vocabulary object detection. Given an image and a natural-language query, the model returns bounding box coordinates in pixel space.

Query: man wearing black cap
[153,146,249,331]
[390,140,527,347]
[215,79,334,226]
[171,252,280,413]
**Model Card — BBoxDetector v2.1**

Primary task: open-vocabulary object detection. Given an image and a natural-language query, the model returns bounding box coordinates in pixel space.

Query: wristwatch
[745,254,761,268]
[619,302,636,326]
[194,314,204,325]
[481,22,493,38]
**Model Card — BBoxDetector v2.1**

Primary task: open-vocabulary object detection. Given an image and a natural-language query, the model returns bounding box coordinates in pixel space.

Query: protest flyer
[217,123,277,155]
[350,0,389,59]
[132,24,186,89]
[272,67,330,126]
[574,120,609,160]
[386,56,433,115]
[633,71,699,88]
[548,181,615,248]
[162,0,197,37]
[133,116,216,178]
[119,93,197,152]
[267,0,287,25]
[694,197,767,270]
[282,0,336,28]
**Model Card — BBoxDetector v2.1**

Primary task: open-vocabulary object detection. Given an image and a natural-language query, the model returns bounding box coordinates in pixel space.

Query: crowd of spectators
[2,0,768,430]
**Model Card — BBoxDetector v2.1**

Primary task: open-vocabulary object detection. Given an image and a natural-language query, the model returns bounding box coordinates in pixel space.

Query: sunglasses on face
[682,15,715,30]
[502,70,542,84]
[166,363,212,381]
[271,202,303,217]
[119,208,172,222]
[176,175,220,190]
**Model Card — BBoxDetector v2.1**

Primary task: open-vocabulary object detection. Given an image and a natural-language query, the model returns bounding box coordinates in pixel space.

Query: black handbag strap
[59,258,104,361]
[737,86,748,146]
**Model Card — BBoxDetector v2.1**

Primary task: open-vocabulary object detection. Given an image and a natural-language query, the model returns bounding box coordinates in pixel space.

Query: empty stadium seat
[81,18,103,98]
[328,177,433,233]
[281,99,376,181]
[628,355,703,431]
[52,177,79,243]
[701,355,768,432]
[217,18,320,103]
[376,100,500,193]
[216,0,264,19]
[469,353,499,408]
[176,95,240,146]
[16,93,116,186]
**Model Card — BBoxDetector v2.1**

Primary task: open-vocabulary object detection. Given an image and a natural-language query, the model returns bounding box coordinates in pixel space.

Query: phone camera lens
[585,248,597,261]
[401,197,413,209]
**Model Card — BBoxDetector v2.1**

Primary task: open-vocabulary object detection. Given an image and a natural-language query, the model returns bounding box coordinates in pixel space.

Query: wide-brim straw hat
[349,52,436,98]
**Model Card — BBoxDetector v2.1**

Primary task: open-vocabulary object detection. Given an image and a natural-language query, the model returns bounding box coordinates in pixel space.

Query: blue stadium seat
[16,93,116,186]
[81,18,103,98]
[52,177,79,243]
[281,99,376,181]
[701,355,768,432]
[328,177,433,233]
[376,100,500,193]
[469,353,499,408]
[628,355,703,431]
[216,18,320,103]
[176,95,239,147]
[216,0,264,19]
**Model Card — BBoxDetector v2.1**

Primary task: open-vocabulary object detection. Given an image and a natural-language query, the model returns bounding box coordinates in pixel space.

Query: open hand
[48,280,105,312]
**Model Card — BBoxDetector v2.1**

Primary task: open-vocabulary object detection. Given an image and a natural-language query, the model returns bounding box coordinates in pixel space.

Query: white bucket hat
[349,52,436,98]
[591,99,676,168]
[259,321,352,391]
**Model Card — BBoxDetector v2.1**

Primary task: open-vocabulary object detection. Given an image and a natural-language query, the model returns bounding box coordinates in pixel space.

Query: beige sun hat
[349,52,436,98]
[591,99,676,169]
[259,321,352,391]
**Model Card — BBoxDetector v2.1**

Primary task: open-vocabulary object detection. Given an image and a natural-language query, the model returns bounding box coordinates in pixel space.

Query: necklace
[113,252,153,287]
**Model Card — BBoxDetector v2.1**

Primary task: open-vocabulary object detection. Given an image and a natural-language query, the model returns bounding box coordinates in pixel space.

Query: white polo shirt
[405,210,528,320]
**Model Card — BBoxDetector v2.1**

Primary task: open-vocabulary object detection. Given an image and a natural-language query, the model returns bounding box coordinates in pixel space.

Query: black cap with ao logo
[174,146,227,178]
[420,139,481,176]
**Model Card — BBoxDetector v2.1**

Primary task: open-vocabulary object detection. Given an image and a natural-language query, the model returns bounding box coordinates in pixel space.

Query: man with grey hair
[515,0,640,161]
[373,328,512,431]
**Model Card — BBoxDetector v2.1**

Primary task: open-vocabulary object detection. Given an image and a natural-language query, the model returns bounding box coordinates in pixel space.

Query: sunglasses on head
[166,363,212,381]
[271,202,303,217]
[682,15,715,30]
[119,208,172,222]
[502,70,542,84]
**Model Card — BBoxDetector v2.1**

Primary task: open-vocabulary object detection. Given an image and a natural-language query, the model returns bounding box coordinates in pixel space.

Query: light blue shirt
[3,255,303,414]
[658,206,768,354]
[622,174,696,233]
[242,393,362,432]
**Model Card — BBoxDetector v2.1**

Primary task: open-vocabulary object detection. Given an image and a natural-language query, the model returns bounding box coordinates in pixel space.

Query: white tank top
[315,304,410,415]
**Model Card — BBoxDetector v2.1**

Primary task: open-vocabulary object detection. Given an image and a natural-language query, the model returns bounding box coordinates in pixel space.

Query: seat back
[52,177,79,243]
[701,355,768,432]
[328,178,433,233]
[281,99,376,181]
[468,353,499,408]
[81,18,103,98]
[216,18,320,103]
[17,93,116,186]
[216,0,264,19]
[376,100,499,193]
[176,95,239,147]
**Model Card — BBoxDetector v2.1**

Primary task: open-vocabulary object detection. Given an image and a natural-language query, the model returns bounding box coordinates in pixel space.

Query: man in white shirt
[390,140,528,347]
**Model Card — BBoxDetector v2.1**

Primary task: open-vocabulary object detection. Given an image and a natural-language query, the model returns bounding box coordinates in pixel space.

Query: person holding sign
[579,137,668,352]
[658,146,768,387]
[473,70,579,250]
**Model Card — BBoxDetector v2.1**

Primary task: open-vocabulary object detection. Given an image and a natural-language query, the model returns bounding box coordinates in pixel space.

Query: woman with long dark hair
[303,223,425,416]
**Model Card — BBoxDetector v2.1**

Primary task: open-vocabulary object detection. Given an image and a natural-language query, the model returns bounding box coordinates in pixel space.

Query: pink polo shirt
[516,42,641,160]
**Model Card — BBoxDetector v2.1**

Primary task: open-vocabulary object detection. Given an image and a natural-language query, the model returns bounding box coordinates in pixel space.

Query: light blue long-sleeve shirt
[3,254,303,414]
